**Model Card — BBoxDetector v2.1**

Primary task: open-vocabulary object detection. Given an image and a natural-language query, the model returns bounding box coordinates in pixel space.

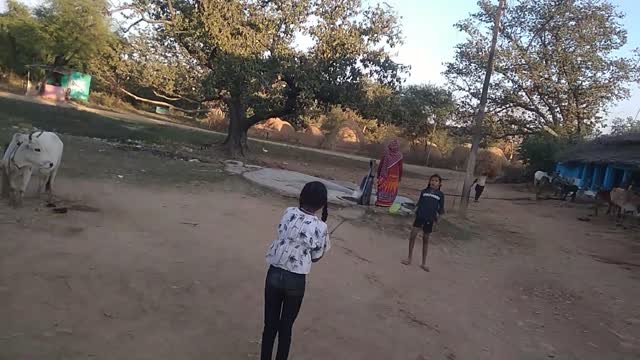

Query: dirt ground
[1,133,639,360]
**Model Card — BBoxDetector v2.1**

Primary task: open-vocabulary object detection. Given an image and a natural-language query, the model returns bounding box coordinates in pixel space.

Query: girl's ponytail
[321,202,328,222]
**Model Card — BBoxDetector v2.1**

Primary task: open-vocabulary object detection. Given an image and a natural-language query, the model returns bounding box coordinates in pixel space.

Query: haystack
[296,126,325,147]
[449,144,471,169]
[305,125,323,137]
[247,126,270,139]
[324,120,366,151]
[405,145,443,166]
[263,118,295,141]
[475,147,508,178]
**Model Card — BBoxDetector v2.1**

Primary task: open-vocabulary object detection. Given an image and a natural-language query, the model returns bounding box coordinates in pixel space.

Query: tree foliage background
[1,0,639,162]
[445,0,640,140]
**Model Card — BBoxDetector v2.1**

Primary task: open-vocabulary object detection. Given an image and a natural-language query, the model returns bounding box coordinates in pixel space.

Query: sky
[2,0,639,121]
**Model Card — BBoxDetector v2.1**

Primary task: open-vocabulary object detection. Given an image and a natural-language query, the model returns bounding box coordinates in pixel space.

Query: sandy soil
[1,164,639,360]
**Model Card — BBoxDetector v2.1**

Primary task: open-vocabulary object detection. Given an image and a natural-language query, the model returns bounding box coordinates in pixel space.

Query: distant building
[555,132,640,191]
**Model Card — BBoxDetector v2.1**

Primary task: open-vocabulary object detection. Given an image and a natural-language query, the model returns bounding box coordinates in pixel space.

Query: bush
[319,106,366,133]
[519,132,567,172]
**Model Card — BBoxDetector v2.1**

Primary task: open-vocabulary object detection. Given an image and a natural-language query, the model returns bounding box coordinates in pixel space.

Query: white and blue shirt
[266,207,330,275]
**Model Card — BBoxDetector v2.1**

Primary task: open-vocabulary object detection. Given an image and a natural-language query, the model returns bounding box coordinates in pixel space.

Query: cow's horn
[28,132,32,141]
[36,131,44,138]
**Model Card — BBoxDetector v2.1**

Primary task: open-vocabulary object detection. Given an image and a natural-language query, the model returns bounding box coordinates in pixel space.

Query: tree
[1,0,114,84]
[445,0,640,139]
[610,116,640,135]
[394,84,455,143]
[519,132,567,172]
[33,0,112,70]
[0,1,51,73]
[459,0,506,214]
[118,0,407,155]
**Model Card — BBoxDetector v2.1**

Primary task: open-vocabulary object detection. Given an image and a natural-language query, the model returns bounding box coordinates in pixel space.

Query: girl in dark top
[402,174,445,272]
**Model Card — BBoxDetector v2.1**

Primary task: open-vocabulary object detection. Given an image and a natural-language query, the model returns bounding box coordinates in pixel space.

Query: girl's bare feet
[401,259,411,266]
[420,265,430,272]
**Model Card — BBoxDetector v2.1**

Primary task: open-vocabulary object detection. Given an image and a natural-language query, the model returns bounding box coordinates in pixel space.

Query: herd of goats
[534,170,640,222]
[0,130,639,225]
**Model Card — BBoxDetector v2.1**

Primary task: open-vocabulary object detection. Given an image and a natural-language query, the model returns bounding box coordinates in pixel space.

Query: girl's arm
[438,193,446,215]
[311,225,330,262]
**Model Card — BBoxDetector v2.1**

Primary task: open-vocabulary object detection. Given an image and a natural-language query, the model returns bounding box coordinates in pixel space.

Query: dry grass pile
[294,125,325,147]
[324,120,366,151]
[203,108,227,130]
[449,144,471,169]
[476,146,508,178]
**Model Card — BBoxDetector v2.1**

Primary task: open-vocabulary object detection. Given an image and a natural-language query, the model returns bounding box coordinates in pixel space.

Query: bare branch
[122,18,143,33]
[120,88,209,114]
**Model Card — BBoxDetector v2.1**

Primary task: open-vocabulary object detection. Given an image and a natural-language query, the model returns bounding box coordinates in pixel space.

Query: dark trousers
[474,184,485,201]
[261,266,306,360]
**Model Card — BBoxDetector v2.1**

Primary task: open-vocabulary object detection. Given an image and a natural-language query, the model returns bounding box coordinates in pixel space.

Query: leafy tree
[445,0,640,139]
[610,116,640,135]
[118,0,407,155]
[0,0,50,73]
[1,0,114,78]
[519,132,568,172]
[33,0,112,69]
[394,84,455,142]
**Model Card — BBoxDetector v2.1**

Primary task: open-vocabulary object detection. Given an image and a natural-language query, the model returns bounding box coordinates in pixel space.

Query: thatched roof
[556,132,640,168]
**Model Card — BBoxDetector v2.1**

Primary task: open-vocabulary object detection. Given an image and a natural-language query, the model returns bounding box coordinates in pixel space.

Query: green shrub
[519,132,567,172]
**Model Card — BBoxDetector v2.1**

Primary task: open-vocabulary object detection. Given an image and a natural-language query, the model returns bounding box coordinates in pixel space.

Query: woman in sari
[375,139,404,207]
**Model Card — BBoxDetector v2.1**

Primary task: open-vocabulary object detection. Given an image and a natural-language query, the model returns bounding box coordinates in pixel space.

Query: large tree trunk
[460,0,506,215]
[222,97,249,157]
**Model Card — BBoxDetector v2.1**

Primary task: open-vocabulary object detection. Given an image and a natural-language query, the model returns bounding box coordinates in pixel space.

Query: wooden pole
[460,0,507,216]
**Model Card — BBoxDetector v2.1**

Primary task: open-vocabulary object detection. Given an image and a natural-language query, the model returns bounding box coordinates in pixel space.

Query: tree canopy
[0,0,113,72]
[393,84,456,142]
[445,0,640,139]
[610,115,640,135]
[116,0,407,154]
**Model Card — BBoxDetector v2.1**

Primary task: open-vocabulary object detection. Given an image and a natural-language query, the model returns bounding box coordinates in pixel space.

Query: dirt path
[1,172,638,360]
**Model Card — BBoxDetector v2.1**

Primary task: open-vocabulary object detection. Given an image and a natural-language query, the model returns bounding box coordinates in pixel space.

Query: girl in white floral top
[261,181,330,360]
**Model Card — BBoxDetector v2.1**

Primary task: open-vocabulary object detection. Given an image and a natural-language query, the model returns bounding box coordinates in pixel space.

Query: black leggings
[261,266,306,360]
[474,184,485,201]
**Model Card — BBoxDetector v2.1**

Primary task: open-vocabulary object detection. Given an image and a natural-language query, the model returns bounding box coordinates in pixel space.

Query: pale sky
[3,0,639,121]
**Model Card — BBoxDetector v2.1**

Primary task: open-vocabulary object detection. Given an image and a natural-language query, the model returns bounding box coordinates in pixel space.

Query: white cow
[533,170,552,186]
[610,187,640,219]
[0,131,63,206]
